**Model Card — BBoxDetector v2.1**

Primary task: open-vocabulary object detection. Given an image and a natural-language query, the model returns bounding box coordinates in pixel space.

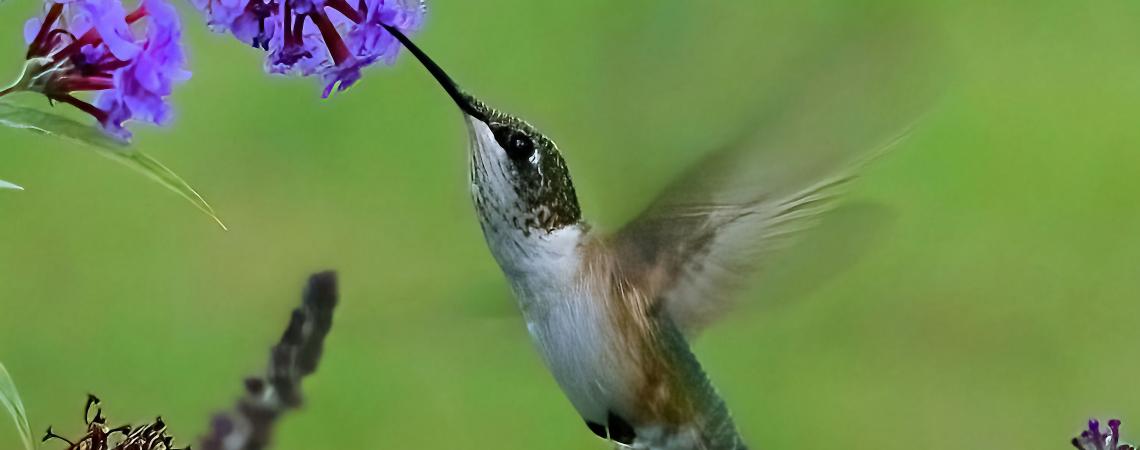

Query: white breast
[496,227,629,424]
[464,117,631,425]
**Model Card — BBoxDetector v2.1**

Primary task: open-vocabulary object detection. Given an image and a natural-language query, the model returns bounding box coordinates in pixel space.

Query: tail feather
[634,320,748,450]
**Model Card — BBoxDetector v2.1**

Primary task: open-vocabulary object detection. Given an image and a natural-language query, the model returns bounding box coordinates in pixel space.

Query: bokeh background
[3,1,1140,449]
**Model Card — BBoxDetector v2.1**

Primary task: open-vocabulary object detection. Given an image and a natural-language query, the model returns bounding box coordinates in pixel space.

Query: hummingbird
[381,22,926,450]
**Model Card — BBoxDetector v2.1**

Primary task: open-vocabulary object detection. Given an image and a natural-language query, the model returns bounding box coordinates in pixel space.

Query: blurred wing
[611,23,941,335]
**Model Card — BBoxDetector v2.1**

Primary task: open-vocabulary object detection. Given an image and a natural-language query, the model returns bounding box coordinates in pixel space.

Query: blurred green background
[3,1,1140,449]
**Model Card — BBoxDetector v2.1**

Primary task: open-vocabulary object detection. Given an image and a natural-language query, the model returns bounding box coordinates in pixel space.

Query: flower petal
[23,18,43,44]
[79,0,141,60]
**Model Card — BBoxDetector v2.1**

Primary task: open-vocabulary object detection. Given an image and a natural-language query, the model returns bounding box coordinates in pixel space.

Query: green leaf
[0,101,127,150]
[0,362,34,450]
[0,101,226,229]
[101,151,227,229]
[0,179,22,190]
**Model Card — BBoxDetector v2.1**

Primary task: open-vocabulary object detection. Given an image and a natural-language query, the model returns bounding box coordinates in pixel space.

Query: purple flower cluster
[7,0,190,139]
[1074,419,1136,450]
[191,0,425,97]
[3,0,423,139]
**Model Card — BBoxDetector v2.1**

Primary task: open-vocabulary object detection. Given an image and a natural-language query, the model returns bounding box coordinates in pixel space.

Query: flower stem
[283,0,297,46]
[52,30,100,63]
[125,5,149,24]
[325,0,362,24]
[310,12,351,66]
[49,93,108,124]
[27,3,64,58]
[57,77,115,92]
[0,58,46,99]
[52,5,149,64]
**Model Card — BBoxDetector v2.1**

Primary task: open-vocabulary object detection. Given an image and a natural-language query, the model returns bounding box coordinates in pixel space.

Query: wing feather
[610,23,941,335]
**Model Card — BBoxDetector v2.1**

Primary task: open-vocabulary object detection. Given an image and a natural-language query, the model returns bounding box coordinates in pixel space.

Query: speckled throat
[464,100,582,236]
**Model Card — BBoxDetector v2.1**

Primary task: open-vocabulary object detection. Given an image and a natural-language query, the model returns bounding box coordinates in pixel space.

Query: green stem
[2,58,54,99]
[0,68,25,99]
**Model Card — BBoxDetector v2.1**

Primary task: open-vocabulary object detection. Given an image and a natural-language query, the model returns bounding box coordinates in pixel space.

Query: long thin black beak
[381,24,487,122]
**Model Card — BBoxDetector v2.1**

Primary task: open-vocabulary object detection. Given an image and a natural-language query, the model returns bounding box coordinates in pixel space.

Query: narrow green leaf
[0,101,226,229]
[99,150,228,229]
[0,179,22,190]
[0,101,128,150]
[0,362,34,450]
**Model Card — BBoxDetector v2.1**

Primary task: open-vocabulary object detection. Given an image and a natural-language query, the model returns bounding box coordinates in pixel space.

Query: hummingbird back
[637,316,750,450]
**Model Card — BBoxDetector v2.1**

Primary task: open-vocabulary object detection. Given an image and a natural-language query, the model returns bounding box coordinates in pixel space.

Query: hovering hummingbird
[381,22,926,450]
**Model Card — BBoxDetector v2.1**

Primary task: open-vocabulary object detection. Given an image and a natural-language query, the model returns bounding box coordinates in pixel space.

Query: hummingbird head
[460,98,581,237]
[383,25,583,250]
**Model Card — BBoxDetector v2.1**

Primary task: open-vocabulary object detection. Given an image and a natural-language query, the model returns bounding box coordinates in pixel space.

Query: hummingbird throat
[383,23,583,237]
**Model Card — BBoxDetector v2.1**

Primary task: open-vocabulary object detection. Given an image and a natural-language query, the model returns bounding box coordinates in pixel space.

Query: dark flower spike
[42,426,74,445]
[1074,418,1137,450]
[43,398,184,450]
[192,0,425,96]
[3,0,190,140]
[200,271,338,450]
[85,394,105,425]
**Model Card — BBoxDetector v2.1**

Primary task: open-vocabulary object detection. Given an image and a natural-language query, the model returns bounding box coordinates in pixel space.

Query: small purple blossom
[95,0,191,136]
[192,0,425,96]
[3,0,190,139]
[1074,419,1136,450]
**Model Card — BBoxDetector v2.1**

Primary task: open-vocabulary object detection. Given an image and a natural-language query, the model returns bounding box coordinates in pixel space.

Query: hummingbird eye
[493,126,536,161]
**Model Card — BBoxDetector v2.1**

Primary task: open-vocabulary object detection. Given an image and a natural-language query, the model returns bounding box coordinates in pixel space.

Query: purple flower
[95,0,191,136]
[192,0,425,96]
[1074,419,1136,450]
[4,0,190,140]
[189,0,248,33]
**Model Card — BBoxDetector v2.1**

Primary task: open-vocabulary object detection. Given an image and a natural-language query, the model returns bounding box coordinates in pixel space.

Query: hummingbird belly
[517,286,635,425]
[522,289,747,450]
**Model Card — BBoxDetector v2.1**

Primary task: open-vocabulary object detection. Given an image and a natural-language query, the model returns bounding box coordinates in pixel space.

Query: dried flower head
[1074,419,1136,450]
[191,0,425,97]
[42,395,187,450]
[2,0,190,140]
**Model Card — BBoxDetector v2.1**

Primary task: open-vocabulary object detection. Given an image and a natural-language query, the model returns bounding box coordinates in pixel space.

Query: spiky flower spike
[2,0,190,140]
[1073,419,1136,450]
[191,0,425,97]
[42,395,188,450]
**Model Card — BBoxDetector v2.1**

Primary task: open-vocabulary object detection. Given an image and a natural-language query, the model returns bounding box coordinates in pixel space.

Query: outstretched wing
[611,24,941,336]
